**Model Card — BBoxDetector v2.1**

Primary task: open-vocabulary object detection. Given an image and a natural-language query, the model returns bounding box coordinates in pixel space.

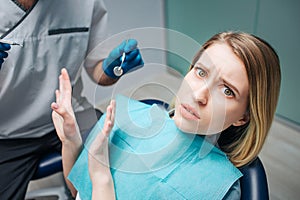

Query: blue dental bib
[68,95,242,200]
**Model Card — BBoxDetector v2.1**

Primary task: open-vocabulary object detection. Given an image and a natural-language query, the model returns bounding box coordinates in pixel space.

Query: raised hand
[88,100,115,175]
[88,100,116,200]
[51,68,81,144]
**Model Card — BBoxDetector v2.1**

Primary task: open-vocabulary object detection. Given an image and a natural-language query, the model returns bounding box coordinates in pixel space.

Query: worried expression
[173,43,249,135]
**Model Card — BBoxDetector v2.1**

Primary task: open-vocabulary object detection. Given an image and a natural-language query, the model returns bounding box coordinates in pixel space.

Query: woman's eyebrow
[222,78,240,96]
[194,62,210,72]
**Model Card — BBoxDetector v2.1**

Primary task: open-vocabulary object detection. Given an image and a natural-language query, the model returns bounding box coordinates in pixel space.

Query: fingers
[0,50,9,59]
[55,89,60,104]
[123,49,143,64]
[122,49,144,72]
[59,68,72,100]
[51,110,64,137]
[110,39,138,60]
[102,100,116,137]
[108,41,126,61]
[124,39,138,53]
[124,49,139,62]
[51,100,66,116]
[51,101,59,110]
[118,39,138,53]
[0,43,11,69]
[51,68,72,117]
[0,43,11,51]
[88,100,115,168]
[110,100,116,127]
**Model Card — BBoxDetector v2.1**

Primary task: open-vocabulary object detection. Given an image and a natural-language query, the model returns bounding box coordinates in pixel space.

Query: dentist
[0,0,143,199]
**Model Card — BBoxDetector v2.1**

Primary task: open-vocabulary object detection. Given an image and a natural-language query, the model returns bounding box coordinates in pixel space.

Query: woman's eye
[223,87,235,97]
[196,68,207,77]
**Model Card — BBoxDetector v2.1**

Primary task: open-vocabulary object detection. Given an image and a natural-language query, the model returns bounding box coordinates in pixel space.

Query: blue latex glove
[102,39,144,79]
[0,42,11,70]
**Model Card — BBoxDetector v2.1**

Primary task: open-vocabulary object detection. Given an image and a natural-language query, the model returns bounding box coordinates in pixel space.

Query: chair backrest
[238,157,269,200]
[26,152,65,200]
[32,151,62,180]
[139,99,170,110]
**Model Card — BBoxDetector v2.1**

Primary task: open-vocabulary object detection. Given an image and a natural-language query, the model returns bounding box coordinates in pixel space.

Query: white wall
[81,0,170,109]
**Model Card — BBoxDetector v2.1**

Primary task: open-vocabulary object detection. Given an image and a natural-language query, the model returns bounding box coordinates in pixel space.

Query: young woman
[51,31,281,199]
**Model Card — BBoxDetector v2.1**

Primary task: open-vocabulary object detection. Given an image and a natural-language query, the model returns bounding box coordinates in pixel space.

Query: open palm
[51,68,80,143]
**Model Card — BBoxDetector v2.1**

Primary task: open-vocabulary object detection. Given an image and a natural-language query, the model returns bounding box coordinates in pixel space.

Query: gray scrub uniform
[0,0,109,139]
[0,0,109,199]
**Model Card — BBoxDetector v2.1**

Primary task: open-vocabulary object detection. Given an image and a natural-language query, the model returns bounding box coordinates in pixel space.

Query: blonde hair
[191,31,281,167]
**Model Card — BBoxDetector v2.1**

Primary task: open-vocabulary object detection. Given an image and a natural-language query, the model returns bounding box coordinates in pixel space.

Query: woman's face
[173,43,249,135]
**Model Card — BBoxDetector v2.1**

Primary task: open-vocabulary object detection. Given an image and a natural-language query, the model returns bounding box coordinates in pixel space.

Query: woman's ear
[232,111,249,127]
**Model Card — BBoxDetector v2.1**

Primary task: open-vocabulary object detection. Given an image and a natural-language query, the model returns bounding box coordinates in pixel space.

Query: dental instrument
[113,52,125,77]
[0,39,23,47]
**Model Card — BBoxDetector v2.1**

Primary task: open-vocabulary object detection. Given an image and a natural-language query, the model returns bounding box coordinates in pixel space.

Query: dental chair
[25,151,68,200]
[239,157,269,199]
[25,99,269,200]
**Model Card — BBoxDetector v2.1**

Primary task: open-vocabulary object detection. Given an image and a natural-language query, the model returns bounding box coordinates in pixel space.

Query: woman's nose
[193,82,210,105]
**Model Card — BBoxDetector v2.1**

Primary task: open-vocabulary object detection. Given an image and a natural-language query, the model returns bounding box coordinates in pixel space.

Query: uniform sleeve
[223,180,241,200]
[84,0,110,68]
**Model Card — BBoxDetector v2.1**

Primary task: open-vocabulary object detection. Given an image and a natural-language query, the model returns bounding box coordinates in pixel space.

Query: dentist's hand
[102,39,144,79]
[0,42,11,70]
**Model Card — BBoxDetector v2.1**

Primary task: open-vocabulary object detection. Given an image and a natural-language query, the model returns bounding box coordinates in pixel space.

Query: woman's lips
[180,104,200,120]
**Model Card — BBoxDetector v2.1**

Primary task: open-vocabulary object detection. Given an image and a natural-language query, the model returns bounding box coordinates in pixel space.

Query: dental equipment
[113,52,125,77]
[0,39,23,47]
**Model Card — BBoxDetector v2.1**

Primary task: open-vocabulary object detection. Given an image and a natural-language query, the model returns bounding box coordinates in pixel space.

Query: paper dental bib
[68,95,242,200]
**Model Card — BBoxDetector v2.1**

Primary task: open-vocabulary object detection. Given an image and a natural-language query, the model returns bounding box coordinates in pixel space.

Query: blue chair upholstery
[32,152,62,180]
[139,99,169,110]
[239,157,269,200]
[25,152,67,200]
